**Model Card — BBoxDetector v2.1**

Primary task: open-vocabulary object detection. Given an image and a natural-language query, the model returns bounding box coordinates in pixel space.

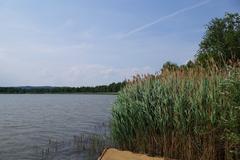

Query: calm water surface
[0,94,115,160]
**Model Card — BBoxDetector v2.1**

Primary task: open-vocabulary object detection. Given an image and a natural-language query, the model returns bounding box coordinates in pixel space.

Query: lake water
[0,94,115,160]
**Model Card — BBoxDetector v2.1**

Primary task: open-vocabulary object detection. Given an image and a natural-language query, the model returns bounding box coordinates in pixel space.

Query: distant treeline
[0,82,126,94]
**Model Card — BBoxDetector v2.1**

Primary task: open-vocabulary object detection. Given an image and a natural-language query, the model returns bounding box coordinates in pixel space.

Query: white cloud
[53,64,154,86]
[0,49,154,86]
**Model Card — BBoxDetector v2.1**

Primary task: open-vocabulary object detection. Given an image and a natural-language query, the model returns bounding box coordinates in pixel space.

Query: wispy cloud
[120,0,211,38]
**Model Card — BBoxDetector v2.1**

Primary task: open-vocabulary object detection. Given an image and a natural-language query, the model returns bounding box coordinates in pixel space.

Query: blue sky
[0,0,239,86]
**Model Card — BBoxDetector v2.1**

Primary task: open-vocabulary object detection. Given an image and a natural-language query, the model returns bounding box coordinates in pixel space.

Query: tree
[161,61,179,73]
[186,60,194,68]
[196,13,240,66]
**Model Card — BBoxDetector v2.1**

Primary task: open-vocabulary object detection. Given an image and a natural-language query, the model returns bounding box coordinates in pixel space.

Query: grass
[39,123,113,160]
[111,63,240,160]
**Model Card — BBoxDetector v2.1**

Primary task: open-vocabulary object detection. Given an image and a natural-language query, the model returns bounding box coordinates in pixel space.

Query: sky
[0,0,239,86]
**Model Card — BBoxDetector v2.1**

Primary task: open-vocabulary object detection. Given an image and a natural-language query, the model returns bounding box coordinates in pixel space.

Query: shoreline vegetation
[0,82,125,94]
[0,92,118,95]
[110,13,240,160]
[112,64,240,159]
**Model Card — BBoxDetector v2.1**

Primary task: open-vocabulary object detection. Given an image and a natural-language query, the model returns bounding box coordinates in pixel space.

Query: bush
[111,65,240,160]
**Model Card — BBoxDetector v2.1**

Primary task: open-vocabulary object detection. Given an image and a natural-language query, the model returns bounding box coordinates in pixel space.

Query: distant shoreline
[0,92,118,95]
[0,82,125,94]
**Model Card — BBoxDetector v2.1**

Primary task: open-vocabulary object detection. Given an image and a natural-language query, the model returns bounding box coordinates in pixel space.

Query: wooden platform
[98,148,169,160]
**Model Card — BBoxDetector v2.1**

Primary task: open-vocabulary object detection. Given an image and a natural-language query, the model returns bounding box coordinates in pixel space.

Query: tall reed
[111,64,240,160]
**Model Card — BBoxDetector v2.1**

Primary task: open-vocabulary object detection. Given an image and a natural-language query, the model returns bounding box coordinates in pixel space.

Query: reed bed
[111,64,240,160]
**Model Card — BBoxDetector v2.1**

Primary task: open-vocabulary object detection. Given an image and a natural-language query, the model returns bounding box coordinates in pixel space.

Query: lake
[0,94,116,160]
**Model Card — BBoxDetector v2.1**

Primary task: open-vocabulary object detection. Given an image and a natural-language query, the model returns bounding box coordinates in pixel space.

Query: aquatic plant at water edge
[111,65,240,160]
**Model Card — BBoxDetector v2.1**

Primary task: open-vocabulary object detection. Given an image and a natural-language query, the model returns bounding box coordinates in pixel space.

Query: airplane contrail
[120,0,211,38]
